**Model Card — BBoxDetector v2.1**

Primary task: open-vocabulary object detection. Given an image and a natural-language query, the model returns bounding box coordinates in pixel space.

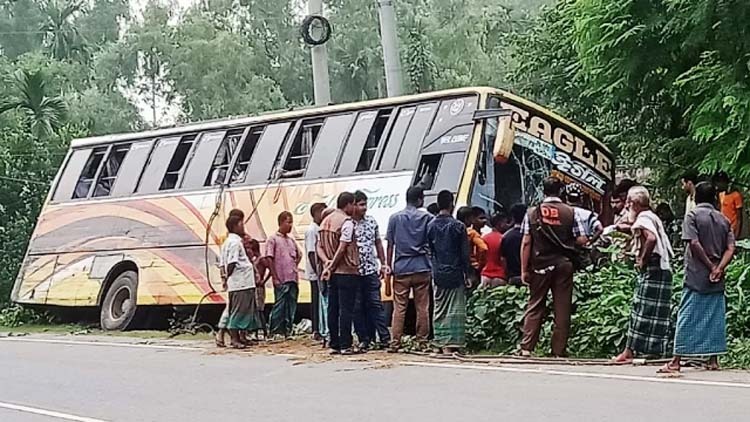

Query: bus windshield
[471,94,614,218]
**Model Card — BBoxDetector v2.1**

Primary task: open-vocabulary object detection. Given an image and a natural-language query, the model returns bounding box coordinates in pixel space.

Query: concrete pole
[376,0,404,97]
[308,0,332,106]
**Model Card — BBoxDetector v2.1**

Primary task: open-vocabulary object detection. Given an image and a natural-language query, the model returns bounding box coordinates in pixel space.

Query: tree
[40,0,87,60]
[0,69,68,138]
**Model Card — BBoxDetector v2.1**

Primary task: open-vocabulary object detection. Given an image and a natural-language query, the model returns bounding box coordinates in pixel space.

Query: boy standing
[221,214,257,349]
[305,203,328,344]
[267,211,302,338]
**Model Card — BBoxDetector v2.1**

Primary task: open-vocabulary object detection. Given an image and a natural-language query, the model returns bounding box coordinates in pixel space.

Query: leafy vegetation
[468,248,750,367]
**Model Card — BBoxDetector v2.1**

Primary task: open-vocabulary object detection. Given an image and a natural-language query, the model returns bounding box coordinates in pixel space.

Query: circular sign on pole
[301,15,332,46]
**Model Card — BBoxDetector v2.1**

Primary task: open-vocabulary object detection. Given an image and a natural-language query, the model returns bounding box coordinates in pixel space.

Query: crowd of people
[214,172,740,372]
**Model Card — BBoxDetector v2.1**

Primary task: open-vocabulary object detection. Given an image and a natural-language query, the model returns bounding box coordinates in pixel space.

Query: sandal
[656,363,680,374]
[215,338,226,348]
[230,342,247,350]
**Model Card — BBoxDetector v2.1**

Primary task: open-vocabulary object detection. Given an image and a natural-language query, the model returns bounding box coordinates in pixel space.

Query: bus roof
[70,86,611,155]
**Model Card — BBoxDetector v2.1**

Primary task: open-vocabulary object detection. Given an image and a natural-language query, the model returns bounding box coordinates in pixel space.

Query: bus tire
[100,270,138,331]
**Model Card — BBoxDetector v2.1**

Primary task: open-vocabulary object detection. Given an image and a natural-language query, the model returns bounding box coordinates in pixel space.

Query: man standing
[611,179,637,225]
[427,190,471,353]
[481,211,509,288]
[267,211,302,338]
[386,186,433,351]
[318,192,360,355]
[660,182,735,373]
[681,170,699,215]
[613,186,674,363]
[351,190,391,350]
[305,202,328,344]
[520,177,588,357]
[458,206,488,291]
[502,204,527,285]
[714,171,743,239]
[565,183,603,242]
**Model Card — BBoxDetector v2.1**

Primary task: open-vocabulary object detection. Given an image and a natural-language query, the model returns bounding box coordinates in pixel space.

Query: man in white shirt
[221,214,257,349]
[681,170,698,215]
[305,202,328,345]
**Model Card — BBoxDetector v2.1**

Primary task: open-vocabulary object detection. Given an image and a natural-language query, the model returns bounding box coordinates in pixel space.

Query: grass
[0,323,213,341]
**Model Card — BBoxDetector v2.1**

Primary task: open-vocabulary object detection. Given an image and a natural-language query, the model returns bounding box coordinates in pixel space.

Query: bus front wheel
[100,270,138,331]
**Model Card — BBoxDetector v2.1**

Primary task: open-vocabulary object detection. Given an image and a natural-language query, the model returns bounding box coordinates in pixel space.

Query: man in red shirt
[481,211,511,287]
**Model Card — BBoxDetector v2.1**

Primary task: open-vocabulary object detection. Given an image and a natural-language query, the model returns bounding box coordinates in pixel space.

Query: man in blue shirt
[386,186,433,351]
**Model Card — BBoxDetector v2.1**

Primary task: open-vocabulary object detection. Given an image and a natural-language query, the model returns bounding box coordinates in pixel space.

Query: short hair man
[520,177,588,357]
[661,182,735,373]
[458,206,487,290]
[681,170,699,215]
[305,202,328,345]
[349,190,391,350]
[386,186,433,351]
[427,190,471,353]
[713,171,743,238]
[318,192,360,354]
[501,203,527,284]
[481,210,510,288]
[612,178,637,224]
[267,211,302,338]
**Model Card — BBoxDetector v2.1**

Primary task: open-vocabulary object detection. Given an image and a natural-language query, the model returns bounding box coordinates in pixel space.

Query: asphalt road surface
[1,338,749,422]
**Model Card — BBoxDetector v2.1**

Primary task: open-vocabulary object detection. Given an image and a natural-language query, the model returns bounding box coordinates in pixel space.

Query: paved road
[1,338,749,422]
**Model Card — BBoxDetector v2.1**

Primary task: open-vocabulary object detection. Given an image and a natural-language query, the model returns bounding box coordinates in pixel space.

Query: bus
[11,87,615,330]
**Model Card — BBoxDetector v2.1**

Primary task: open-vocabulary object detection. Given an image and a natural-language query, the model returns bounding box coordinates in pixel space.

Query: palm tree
[40,0,86,60]
[0,70,68,138]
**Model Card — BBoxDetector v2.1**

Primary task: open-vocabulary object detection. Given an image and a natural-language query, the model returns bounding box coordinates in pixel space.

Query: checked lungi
[673,287,727,356]
[625,257,672,357]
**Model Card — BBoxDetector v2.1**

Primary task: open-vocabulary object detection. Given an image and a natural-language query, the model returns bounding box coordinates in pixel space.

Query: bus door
[411,96,479,205]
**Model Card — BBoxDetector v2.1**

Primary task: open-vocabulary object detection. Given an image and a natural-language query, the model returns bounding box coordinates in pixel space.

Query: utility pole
[308,0,332,106]
[376,0,404,97]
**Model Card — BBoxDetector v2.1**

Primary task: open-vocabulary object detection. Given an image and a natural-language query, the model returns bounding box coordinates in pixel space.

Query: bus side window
[110,140,155,198]
[52,149,94,202]
[337,109,392,175]
[160,134,197,191]
[379,102,438,171]
[379,106,415,170]
[230,126,264,185]
[92,144,131,198]
[136,136,183,194]
[72,146,107,199]
[243,122,293,185]
[305,114,355,179]
[204,129,245,186]
[280,118,324,179]
[180,130,229,189]
[395,103,439,170]
[414,152,464,194]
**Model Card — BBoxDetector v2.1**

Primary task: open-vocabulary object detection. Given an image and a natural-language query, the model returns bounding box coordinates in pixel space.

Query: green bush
[0,304,53,328]
[467,247,750,363]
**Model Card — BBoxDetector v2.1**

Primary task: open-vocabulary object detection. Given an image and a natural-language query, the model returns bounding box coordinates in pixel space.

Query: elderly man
[613,186,674,363]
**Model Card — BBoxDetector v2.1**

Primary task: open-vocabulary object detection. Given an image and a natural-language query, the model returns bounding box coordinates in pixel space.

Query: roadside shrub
[467,246,750,363]
[0,304,53,328]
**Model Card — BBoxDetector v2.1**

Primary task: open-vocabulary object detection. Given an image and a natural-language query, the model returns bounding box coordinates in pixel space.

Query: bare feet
[706,357,720,371]
[519,349,532,357]
[612,349,634,364]
[657,362,681,374]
